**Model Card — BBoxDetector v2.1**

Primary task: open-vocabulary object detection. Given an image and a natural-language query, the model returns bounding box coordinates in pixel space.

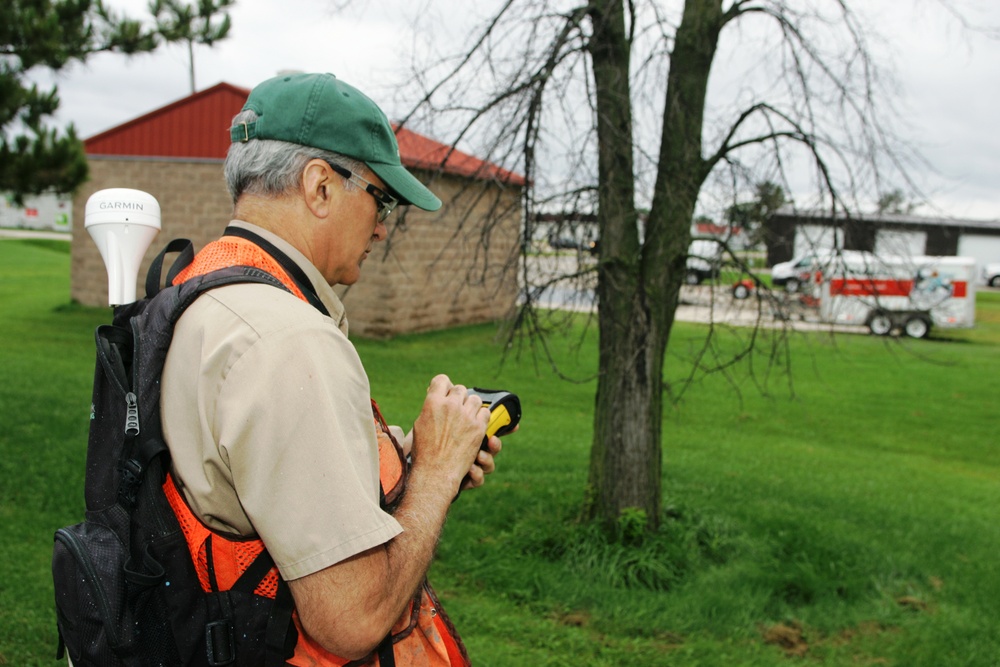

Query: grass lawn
[1,238,998,666]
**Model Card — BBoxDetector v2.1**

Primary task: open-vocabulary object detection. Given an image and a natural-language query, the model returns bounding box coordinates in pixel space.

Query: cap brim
[368,162,442,211]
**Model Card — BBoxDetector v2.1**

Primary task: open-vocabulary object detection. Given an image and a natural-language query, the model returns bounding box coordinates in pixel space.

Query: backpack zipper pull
[125,392,140,437]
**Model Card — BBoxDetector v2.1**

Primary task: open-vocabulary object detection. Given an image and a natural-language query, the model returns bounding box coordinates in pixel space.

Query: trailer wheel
[903,316,931,339]
[785,278,801,293]
[868,312,893,336]
[732,282,751,300]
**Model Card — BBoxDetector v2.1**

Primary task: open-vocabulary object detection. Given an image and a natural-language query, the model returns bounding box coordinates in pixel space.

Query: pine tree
[151,0,235,94]
[2,1,157,201]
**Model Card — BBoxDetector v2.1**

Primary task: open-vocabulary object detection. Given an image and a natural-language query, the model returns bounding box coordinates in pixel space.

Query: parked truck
[815,253,976,338]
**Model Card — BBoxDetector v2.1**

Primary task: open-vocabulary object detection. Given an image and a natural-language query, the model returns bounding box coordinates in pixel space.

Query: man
[160,72,503,665]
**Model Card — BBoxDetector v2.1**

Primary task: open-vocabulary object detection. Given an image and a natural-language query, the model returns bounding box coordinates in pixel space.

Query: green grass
[2,238,999,666]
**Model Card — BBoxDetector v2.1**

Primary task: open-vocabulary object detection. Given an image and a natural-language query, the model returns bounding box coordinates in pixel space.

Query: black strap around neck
[223,226,330,317]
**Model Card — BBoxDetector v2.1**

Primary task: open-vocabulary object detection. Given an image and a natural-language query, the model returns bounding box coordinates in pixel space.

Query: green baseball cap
[231,72,441,211]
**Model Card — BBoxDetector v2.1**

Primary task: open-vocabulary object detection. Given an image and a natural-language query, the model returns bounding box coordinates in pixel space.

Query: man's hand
[460,429,510,491]
[392,422,509,492]
[410,375,490,494]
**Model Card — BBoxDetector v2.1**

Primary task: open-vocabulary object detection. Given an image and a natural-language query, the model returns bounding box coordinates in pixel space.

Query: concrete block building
[71,83,524,337]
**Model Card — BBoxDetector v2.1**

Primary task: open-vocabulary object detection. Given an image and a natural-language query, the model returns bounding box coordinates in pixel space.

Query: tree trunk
[586,0,658,530]
[187,40,196,93]
[586,0,723,532]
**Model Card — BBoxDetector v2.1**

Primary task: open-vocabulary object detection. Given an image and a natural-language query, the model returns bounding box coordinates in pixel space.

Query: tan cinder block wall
[339,173,522,338]
[72,157,522,338]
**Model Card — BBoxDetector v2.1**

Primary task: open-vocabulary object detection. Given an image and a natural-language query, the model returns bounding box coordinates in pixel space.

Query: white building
[1,192,73,232]
[765,206,1000,284]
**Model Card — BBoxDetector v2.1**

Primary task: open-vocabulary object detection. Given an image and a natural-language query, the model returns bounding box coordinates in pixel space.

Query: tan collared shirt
[161,222,402,581]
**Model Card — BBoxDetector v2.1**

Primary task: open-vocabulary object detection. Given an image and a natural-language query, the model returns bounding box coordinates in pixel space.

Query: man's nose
[373,219,388,242]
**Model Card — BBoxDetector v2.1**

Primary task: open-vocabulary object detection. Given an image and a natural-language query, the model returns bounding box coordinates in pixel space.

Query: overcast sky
[28,0,1000,220]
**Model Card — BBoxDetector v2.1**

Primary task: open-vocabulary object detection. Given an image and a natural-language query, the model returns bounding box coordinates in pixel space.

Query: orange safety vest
[166,232,470,667]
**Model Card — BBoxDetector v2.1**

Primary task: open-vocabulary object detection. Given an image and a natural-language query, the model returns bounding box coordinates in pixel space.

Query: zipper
[124,392,139,437]
[122,390,173,532]
[54,527,124,649]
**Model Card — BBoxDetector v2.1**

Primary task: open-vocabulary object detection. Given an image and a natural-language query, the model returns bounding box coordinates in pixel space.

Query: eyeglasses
[326,162,398,223]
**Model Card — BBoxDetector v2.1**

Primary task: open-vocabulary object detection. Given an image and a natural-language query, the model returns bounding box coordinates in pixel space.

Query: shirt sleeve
[215,317,403,581]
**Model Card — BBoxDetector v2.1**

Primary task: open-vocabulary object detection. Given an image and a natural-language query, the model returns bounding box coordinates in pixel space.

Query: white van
[770,249,848,293]
[685,239,723,284]
[983,262,1000,287]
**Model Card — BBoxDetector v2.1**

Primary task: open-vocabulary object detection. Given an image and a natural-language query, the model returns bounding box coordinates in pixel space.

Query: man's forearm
[292,376,487,658]
[383,462,459,603]
[288,463,458,658]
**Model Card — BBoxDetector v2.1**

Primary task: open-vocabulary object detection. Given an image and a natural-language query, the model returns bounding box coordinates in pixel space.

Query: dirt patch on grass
[553,610,591,627]
[762,619,905,662]
[896,595,930,612]
[762,621,809,657]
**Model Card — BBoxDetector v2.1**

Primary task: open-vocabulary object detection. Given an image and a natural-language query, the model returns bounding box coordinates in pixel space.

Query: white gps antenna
[85,188,161,306]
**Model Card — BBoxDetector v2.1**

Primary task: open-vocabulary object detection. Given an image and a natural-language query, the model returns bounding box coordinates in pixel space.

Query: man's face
[315,165,390,286]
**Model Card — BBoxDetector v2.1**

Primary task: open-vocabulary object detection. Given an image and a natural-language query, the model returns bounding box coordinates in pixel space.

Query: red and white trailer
[815,253,976,338]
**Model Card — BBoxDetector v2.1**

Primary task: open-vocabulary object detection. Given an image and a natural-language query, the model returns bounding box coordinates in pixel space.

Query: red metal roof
[84,83,249,159]
[85,82,525,185]
[393,124,525,186]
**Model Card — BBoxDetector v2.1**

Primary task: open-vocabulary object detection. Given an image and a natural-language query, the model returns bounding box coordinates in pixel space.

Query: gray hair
[224,109,365,204]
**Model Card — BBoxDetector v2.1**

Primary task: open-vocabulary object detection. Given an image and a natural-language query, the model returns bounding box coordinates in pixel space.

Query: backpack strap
[377,635,396,667]
[264,579,297,667]
[145,238,196,299]
[215,548,297,667]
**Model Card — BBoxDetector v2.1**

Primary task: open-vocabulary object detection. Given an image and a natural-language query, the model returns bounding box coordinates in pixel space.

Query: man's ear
[302,159,336,218]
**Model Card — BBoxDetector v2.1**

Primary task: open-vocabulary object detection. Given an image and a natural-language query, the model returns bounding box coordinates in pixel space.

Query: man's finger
[427,374,453,396]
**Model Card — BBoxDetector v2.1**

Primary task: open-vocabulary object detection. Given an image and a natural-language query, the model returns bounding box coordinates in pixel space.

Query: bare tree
[394,0,938,531]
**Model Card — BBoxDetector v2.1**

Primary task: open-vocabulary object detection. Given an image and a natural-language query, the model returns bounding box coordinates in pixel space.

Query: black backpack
[52,240,298,666]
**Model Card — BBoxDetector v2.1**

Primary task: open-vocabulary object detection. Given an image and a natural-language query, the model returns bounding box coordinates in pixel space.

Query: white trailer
[816,253,976,338]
